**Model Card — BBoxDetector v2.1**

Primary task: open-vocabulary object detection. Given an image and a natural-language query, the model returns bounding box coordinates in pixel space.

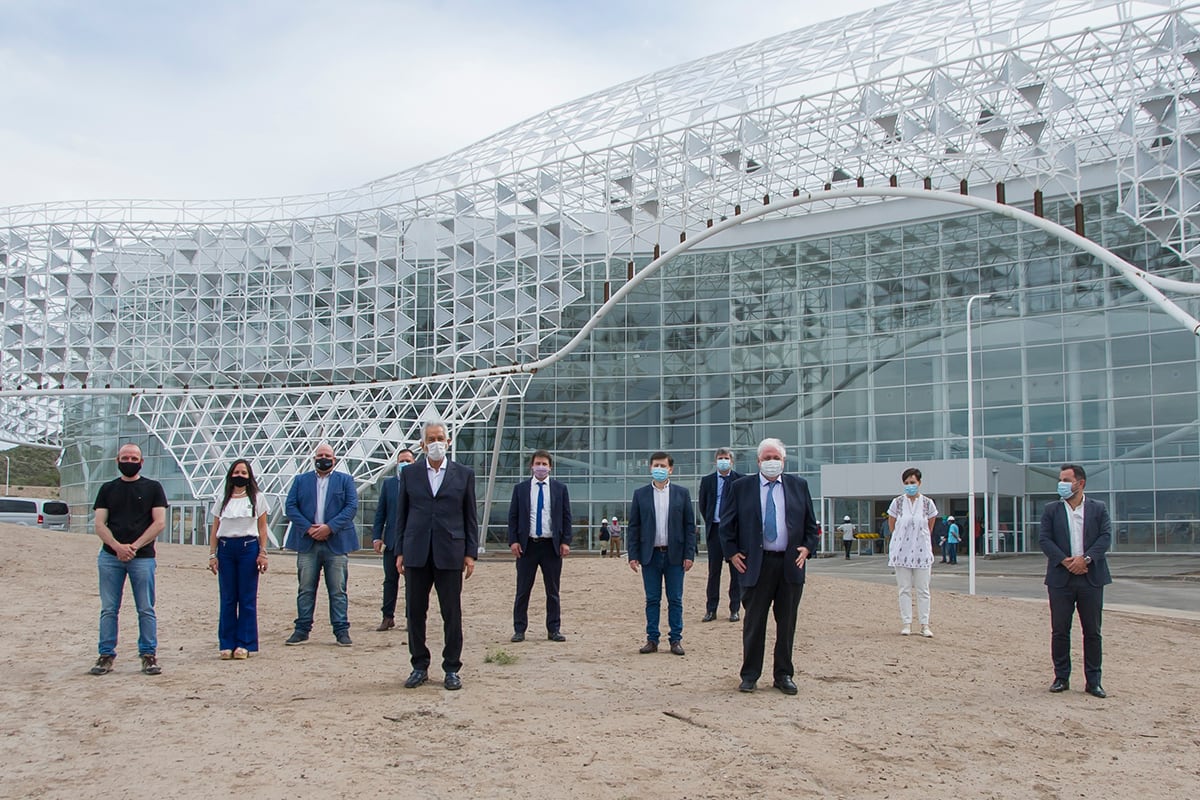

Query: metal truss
[3,0,1200,495]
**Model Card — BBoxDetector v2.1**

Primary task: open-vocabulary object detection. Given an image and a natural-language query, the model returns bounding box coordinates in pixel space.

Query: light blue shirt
[760,475,786,552]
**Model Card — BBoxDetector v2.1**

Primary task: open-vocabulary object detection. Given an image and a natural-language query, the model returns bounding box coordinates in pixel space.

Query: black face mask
[314,458,334,472]
[118,461,142,478]
[231,475,251,488]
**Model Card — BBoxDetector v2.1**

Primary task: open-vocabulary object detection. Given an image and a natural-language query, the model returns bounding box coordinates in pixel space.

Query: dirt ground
[1,523,1198,799]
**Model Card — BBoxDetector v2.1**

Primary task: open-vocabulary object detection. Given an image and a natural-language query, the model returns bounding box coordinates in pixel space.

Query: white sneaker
[900,625,911,636]
[921,625,934,638]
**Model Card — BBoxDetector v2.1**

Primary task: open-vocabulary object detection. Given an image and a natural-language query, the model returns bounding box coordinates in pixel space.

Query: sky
[0,0,885,206]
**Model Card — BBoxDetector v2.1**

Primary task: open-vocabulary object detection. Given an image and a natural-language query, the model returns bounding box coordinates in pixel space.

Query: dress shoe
[444,672,463,690]
[404,669,428,689]
[548,631,566,642]
[702,612,717,622]
[511,632,525,643]
[1048,678,1069,693]
[1085,684,1106,699]
[773,676,799,695]
[738,678,756,693]
[729,612,740,622]
[376,617,395,631]
[638,639,658,654]
[669,640,685,656]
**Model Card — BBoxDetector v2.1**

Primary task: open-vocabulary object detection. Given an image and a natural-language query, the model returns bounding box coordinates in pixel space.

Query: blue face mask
[397,462,409,477]
[904,484,919,497]
[1057,481,1075,499]
[716,458,732,473]
[651,466,670,483]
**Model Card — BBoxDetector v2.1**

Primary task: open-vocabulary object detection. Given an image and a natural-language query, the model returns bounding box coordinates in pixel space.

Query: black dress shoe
[638,639,658,654]
[738,679,756,693]
[548,631,566,642]
[729,612,740,622]
[773,676,799,695]
[404,669,428,689]
[444,672,462,690]
[1085,684,1106,698]
[511,632,525,642]
[1049,678,1069,693]
[702,612,717,622]
[669,640,685,656]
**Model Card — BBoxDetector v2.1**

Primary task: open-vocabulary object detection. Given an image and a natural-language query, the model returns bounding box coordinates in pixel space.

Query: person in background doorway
[607,516,622,558]
[945,516,960,565]
[839,516,856,559]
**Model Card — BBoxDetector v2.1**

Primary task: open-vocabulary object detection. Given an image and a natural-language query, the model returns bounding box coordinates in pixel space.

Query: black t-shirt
[94,476,169,558]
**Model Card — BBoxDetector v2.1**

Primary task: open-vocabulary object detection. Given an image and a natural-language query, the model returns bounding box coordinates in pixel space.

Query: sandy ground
[1,523,1198,800]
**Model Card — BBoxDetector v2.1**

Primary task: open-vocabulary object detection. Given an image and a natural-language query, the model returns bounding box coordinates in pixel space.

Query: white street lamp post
[966,293,993,596]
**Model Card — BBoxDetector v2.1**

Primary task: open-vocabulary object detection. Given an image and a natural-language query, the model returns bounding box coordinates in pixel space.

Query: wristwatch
[1084,556,1092,564]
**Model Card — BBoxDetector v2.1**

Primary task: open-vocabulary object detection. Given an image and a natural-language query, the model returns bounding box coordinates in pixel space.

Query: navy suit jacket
[626,482,696,566]
[1039,496,1112,588]
[371,474,400,550]
[507,478,573,553]
[392,457,479,570]
[698,469,743,533]
[284,470,360,554]
[720,473,820,587]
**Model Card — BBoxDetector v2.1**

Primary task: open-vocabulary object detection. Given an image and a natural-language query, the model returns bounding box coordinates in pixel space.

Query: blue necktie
[764,481,778,543]
[536,482,545,538]
[714,476,724,523]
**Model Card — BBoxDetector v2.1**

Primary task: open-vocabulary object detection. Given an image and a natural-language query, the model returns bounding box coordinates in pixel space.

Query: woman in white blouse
[887,467,938,638]
[207,459,270,659]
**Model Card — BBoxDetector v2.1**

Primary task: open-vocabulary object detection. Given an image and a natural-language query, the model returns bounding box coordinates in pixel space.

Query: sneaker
[233,647,249,659]
[921,625,934,638]
[140,654,162,675]
[89,655,115,675]
[900,625,911,636]
[335,632,353,647]
[285,631,309,646]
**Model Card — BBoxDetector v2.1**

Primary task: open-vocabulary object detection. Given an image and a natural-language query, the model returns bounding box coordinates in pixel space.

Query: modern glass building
[1,0,1198,551]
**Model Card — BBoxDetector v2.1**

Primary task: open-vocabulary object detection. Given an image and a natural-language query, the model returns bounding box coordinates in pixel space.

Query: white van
[0,497,71,530]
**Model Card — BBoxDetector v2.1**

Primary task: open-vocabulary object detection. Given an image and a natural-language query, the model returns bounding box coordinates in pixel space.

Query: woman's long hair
[218,458,260,516]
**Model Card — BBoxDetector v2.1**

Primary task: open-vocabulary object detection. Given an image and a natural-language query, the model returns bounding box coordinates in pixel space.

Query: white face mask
[425,441,447,461]
[759,459,784,479]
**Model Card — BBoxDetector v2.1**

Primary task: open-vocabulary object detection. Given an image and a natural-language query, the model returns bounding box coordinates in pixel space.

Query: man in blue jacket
[372,447,416,631]
[284,442,359,647]
[626,451,696,656]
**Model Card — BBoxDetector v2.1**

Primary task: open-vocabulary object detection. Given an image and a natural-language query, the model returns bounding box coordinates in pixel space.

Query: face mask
[716,458,732,472]
[396,462,410,476]
[651,466,670,483]
[532,465,550,481]
[314,458,334,472]
[904,484,919,496]
[1057,481,1075,500]
[118,461,142,478]
[231,475,250,488]
[759,459,783,479]
[426,441,447,462]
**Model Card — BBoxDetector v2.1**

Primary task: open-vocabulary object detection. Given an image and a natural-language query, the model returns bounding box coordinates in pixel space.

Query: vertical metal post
[966,293,992,595]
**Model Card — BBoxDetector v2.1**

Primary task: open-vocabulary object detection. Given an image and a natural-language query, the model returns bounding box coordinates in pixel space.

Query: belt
[762,550,786,558]
[653,546,669,552]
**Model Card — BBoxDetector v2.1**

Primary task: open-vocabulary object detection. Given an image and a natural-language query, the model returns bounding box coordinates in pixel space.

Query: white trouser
[895,566,931,625]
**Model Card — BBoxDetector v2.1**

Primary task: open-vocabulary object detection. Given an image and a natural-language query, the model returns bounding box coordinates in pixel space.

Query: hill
[2,444,61,489]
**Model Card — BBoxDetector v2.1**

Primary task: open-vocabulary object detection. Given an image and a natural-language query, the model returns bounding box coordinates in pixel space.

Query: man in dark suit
[284,442,360,647]
[721,437,819,695]
[393,422,478,691]
[627,451,696,656]
[371,447,415,631]
[1039,463,1112,698]
[507,449,573,642]
[698,447,743,622]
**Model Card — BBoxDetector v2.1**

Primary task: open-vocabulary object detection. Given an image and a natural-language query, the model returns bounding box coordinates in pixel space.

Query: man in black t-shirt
[89,443,169,676]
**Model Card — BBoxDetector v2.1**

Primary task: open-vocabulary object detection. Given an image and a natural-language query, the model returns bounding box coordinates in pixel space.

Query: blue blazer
[284,470,360,554]
[698,469,743,532]
[720,473,820,587]
[507,478,573,553]
[392,457,480,570]
[371,474,400,550]
[1039,496,1112,588]
[625,482,696,566]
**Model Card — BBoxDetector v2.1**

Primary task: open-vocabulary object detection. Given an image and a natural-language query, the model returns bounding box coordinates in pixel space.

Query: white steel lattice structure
[3,0,1200,500]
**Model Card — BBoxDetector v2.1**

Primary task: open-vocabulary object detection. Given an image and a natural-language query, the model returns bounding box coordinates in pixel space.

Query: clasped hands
[1062,555,1090,575]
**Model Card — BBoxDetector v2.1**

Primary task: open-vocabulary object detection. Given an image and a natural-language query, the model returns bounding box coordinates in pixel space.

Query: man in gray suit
[393,422,479,691]
[1039,463,1112,698]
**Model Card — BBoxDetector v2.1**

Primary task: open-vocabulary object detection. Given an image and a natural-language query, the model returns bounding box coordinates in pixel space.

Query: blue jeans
[217,537,261,651]
[641,549,685,643]
[97,549,157,656]
[295,542,349,635]
[945,541,958,563]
